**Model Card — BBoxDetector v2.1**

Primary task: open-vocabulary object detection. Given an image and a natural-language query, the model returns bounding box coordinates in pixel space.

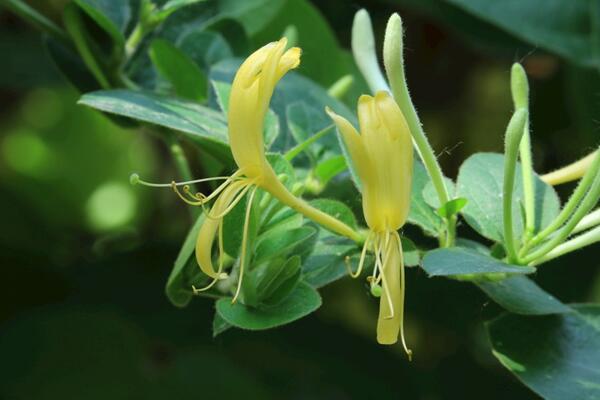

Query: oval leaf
[216,281,321,330]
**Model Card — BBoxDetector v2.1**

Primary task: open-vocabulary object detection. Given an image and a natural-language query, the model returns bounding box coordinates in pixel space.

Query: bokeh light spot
[86,182,137,232]
[2,130,50,176]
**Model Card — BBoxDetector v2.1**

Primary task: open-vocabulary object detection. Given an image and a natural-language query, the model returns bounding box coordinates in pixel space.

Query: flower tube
[327,91,413,355]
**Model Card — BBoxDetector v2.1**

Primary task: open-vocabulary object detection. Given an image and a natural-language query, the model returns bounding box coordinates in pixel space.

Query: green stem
[531,220,600,266]
[519,124,535,239]
[502,109,529,263]
[3,0,68,42]
[522,148,600,254]
[327,75,354,100]
[523,171,600,264]
[284,125,334,161]
[125,23,145,59]
[383,13,453,246]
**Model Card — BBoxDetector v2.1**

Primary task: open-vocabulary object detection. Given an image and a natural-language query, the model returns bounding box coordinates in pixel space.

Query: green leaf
[308,199,358,230]
[149,39,207,101]
[255,256,302,305]
[401,237,420,267]
[218,0,287,36]
[222,190,259,259]
[456,153,560,243]
[212,311,232,337]
[423,176,456,209]
[487,304,600,399]
[437,198,468,218]
[179,31,233,71]
[477,275,571,315]
[202,17,249,56]
[254,226,316,264]
[314,156,347,187]
[73,0,130,45]
[165,214,204,307]
[446,0,600,69]
[260,207,303,236]
[155,0,207,20]
[215,281,321,330]
[44,37,99,93]
[286,102,335,163]
[407,162,443,237]
[302,235,357,288]
[78,89,232,160]
[421,247,535,277]
[3,0,68,42]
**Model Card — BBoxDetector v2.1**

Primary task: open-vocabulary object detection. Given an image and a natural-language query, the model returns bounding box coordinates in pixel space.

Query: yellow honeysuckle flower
[326,91,413,356]
[138,38,361,304]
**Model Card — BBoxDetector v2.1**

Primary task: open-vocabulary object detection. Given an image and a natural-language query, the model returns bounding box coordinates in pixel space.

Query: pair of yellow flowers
[183,38,413,355]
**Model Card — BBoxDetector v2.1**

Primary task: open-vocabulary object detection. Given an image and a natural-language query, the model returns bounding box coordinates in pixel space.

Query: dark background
[1,0,598,399]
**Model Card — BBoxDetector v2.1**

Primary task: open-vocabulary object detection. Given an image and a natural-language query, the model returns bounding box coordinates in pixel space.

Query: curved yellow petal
[195,180,246,278]
[228,38,301,178]
[325,107,370,183]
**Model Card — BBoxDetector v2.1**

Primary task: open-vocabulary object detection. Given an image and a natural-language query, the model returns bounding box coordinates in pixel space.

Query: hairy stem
[502,109,529,263]
[383,13,453,246]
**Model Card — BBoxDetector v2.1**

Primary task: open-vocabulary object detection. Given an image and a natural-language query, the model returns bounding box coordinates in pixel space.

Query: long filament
[394,230,412,360]
[378,231,395,319]
[136,175,232,188]
[207,180,255,220]
[232,186,258,304]
[346,232,371,278]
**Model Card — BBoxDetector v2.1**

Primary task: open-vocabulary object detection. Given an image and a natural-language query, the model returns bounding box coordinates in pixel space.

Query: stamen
[173,183,206,206]
[173,171,246,207]
[192,219,228,293]
[346,232,371,278]
[394,231,412,360]
[206,180,256,220]
[378,231,395,320]
[131,172,233,188]
[232,186,258,304]
[371,234,384,285]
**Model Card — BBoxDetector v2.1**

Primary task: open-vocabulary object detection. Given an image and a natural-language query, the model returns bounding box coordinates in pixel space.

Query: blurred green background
[1,0,599,399]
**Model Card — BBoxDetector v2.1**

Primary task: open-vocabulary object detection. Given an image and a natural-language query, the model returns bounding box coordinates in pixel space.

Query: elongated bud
[352,9,390,93]
[503,109,529,262]
[383,13,405,99]
[511,63,529,110]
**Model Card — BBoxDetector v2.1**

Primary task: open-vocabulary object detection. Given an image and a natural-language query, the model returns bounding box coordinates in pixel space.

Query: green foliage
[422,248,535,277]
[216,282,321,330]
[447,0,600,69]
[488,304,600,399]
[456,153,560,244]
[78,89,232,160]
[476,276,571,315]
[407,162,444,237]
[149,39,207,101]
[165,214,205,307]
